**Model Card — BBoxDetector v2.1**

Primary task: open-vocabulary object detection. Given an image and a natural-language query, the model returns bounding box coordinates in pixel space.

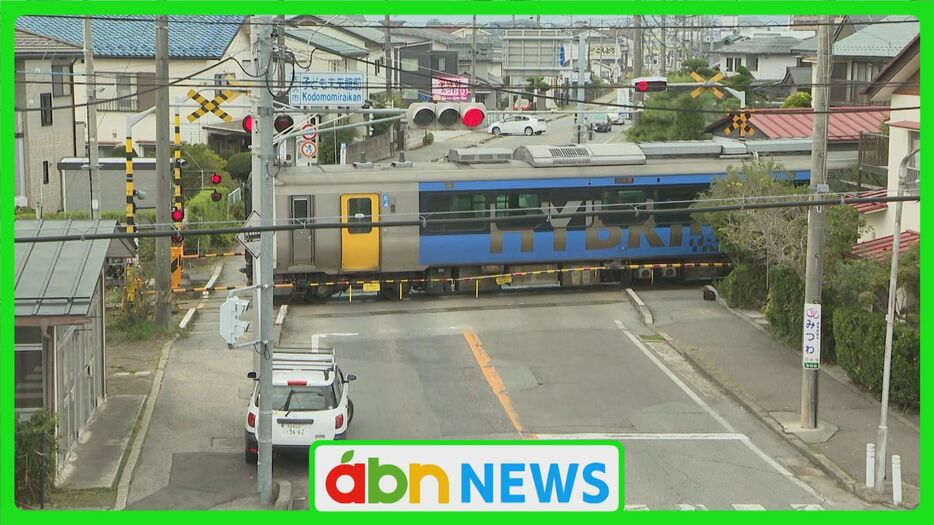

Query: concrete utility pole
[383,15,396,155]
[154,16,172,328]
[83,17,100,220]
[800,15,832,430]
[575,33,586,144]
[659,16,667,75]
[472,15,478,103]
[875,147,920,492]
[253,15,276,504]
[632,15,643,127]
[276,15,286,92]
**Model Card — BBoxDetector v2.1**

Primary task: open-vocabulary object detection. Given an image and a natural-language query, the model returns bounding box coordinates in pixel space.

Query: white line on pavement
[614,319,824,501]
[732,504,767,511]
[534,432,750,441]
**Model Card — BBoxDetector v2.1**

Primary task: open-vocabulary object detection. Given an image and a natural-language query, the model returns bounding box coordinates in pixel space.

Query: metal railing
[97,97,138,112]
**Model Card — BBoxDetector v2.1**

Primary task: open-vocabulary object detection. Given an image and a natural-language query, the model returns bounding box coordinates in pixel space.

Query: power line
[15,194,920,244]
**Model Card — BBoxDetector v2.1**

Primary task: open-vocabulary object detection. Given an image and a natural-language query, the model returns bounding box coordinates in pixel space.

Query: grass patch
[640,334,666,342]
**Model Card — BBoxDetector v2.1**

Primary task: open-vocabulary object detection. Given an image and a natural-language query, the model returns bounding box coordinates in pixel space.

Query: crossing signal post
[406,102,487,130]
[210,172,223,202]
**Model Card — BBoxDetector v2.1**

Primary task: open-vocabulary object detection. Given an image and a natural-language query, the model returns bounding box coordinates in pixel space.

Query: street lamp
[874,147,920,492]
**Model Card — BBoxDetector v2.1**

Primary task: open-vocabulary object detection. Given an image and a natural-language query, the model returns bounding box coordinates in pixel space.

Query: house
[14,220,134,470]
[793,15,919,105]
[852,35,920,251]
[16,16,252,156]
[14,29,86,215]
[710,35,805,79]
[780,66,813,95]
[702,106,889,143]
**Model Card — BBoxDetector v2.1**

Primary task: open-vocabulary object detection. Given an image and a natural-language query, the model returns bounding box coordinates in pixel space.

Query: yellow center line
[463,330,529,439]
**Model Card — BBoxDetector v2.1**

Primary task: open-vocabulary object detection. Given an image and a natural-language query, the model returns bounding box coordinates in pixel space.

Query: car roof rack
[272,347,336,381]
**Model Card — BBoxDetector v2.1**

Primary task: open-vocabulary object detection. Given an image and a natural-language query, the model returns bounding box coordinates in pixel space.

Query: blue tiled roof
[16,16,245,58]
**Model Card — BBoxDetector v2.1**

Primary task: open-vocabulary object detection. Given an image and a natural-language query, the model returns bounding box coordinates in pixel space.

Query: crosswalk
[625,504,825,511]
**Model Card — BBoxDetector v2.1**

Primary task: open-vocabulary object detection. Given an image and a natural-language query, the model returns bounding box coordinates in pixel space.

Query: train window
[495,192,542,228]
[347,198,372,234]
[422,193,487,233]
[601,189,647,226]
[654,186,698,225]
[292,197,309,224]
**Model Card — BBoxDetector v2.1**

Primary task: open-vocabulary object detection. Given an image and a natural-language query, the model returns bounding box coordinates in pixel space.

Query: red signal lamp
[274,115,294,133]
[171,207,184,222]
[211,190,223,203]
[210,172,222,185]
[242,115,254,133]
[462,107,485,128]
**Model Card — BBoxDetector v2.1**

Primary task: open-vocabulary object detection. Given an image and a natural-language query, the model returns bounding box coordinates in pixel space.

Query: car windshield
[270,385,334,411]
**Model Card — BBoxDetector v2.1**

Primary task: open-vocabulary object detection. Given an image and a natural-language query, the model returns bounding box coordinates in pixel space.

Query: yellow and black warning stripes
[173,113,184,212]
[125,137,135,234]
[187,88,237,122]
[180,251,245,259]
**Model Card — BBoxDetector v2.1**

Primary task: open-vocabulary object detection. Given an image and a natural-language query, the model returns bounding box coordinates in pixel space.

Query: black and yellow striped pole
[173,113,184,213]
[124,136,138,306]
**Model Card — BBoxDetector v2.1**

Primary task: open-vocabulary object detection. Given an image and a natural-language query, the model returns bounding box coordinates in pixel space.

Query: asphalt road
[124,259,881,511]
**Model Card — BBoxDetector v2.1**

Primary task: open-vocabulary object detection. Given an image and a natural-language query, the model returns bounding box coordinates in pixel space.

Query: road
[124,260,877,510]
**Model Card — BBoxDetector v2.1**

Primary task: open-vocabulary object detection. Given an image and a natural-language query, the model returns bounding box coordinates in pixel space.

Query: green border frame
[1,0,928,522]
[308,440,625,513]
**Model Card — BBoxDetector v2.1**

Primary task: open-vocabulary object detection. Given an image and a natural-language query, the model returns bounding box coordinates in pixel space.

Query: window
[15,327,44,410]
[437,57,446,71]
[401,58,419,72]
[39,93,52,126]
[52,64,71,97]
[329,61,340,72]
[726,57,742,72]
[421,192,487,233]
[746,56,758,71]
[496,192,542,228]
[214,73,229,98]
[907,131,920,194]
[270,385,336,411]
[292,197,310,224]
[42,161,50,185]
[115,74,132,98]
[654,186,698,225]
[601,189,647,226]
[347,198,372,234]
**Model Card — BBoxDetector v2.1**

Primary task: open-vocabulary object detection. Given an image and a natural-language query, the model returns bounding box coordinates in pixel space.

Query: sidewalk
[635,287,920,507]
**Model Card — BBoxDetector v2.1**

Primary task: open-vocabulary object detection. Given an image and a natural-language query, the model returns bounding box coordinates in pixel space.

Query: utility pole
[154,16,172,329]
[383,15,395,155]
[472,15,478,103]
[536,15,541,29]
[800,15,832,430]
[659,16,667,75]
[632,15,643,127]
[83,17,100,220]
[252,15,276,505]
[575,33,586,144]
[276,15,286,93]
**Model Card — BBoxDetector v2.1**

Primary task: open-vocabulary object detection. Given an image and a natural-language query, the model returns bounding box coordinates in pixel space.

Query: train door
[291,196,313,266]
[340,194,380,271]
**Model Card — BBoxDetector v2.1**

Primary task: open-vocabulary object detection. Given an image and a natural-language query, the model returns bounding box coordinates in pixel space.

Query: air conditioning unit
[661,268,678,279]
[636,268,653,280]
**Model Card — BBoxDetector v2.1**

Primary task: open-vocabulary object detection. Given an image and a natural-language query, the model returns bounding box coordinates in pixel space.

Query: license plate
[363,282,381,292]
[282,424,308,436]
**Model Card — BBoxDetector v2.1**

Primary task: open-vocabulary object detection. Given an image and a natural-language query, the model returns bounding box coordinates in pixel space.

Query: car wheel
[492,127,501,136]
[348,399,355,425]
[524,127,533,136]
[244,445,258,465]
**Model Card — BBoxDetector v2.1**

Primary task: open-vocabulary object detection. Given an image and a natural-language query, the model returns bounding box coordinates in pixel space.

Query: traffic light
[209,172,223,202]
[241,114,294,133]
[219,294,251,347]
[632,76,668,93]
[171,207,184,222]
[406,102,487,130]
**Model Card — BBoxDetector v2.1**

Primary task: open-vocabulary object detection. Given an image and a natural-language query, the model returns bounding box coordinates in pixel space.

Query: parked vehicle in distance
[608,112,626,125]
[594,121,612,133]
[244,348,356,464]
[488,115,547,136]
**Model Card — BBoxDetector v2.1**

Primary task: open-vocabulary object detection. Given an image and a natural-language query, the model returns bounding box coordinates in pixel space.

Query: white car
[608,112,626,125]
[488,115,547,136]
[244,349,356,464]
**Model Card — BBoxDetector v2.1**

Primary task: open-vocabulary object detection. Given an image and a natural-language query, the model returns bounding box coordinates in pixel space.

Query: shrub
[226,152,252,183]
[716,263,767,309]
[423,132,434,146]
[765,266,837,363]
[782,92,812,108]
[15,410,58,507]
[185,188,240,251]
[833,307,920,408]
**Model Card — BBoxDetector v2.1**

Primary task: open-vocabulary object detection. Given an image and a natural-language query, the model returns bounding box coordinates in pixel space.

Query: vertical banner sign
[802,303,821,369]
[616,88,630,120]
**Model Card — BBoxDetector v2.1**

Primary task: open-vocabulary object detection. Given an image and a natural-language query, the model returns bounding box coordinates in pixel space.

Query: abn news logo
[311,443,622,512]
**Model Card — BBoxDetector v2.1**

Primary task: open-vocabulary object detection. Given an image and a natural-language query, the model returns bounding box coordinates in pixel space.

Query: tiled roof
[15,28,83,56]
[847,189,888,214]
[712,36,804,56]
[702,106,889,142]
[782,66,812,86]
[283,27,369,57]
[852,231,919,262]
[15,16,245,58]
[832,15,918,58]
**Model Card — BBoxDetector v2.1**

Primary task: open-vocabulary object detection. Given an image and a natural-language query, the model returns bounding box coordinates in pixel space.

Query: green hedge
[15,410,58,507]
[833,307,920,408]
[764,266,837,363]
[716,263,767,309]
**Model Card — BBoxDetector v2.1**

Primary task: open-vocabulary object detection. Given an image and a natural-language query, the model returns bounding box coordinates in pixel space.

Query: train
[247,139,858,300]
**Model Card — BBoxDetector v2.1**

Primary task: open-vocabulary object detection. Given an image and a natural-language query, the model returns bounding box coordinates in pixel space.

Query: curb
[114,334,179,510]
[274,480,293,510]
[624,288,654,325]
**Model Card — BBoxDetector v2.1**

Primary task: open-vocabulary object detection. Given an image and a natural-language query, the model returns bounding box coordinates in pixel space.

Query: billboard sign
[432,75,470,102]
[290,73,365,107]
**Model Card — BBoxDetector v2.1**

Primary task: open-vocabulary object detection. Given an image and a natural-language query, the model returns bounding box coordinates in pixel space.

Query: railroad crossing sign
[236,210,262,257]
[689,71,725,99]
[187,85,242,123]
[723,111,755,138]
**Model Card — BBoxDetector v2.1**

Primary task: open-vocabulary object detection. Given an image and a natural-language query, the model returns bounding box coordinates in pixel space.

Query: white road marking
[534,432,749,441]
[625,505,651,511]
[732,504,767,511]
[614,319,824,501]
[792,504,825,510]
[311,333,359,351]
[677,504,709,510]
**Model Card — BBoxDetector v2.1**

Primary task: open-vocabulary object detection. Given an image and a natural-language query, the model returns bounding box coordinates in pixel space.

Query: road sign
[290,73,365,107]
[187,87,241,122]
[299,140,318,158]
[236,210,262,257]
[302,123,317,141]
[432,75,470,102]
[723,111,755,138]
[688,71,725,99]
[802,303,822,369]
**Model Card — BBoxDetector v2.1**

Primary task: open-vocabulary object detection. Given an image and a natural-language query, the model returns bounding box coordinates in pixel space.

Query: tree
[782,92,812,108]
[526,76,551,110]
[367,92,405,137]
[180,143,227,194]
[680,58,713,77]
[226,152,252,183]
[317,125,358,165]
[626,73,711,142]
